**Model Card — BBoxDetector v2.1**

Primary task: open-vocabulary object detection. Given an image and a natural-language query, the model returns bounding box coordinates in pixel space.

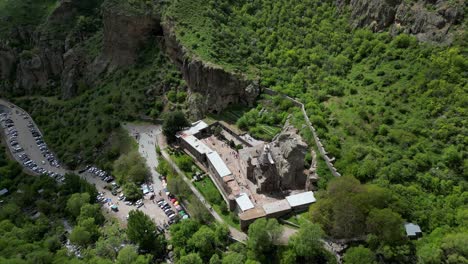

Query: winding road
[0,99,173,228]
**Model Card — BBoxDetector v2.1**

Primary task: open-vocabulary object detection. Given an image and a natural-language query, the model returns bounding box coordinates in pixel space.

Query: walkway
[159,148,248,243]
[123,123,164,192]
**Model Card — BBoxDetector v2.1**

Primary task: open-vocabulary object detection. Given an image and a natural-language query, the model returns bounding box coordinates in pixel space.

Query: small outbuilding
[405,223,422,239]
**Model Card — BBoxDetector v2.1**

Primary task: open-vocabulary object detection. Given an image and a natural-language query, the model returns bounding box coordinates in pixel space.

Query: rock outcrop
[270,124,309,189]
[163,21,260,118]
[338,0,465,44]
[91,3,161,76]
[0,43,17,81]
[249,121,309,193]
[15,53,50,93]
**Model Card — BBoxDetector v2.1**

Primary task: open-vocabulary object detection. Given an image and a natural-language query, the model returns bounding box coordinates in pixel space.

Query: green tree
[162,111,190,142]
[170,219,200,249]
[247,218,283,261]
[222,252,246,264]
[209,254,222,264]
[366,208,404,245]
[70,225,92,247]
[178,253,203,264]
[66,193,90,219]
[343,246,376,264]
[123,182,143,201]
[78,203,104,225]
[127,210,165,254]
[187,225,216,260]
[289,222,324,260]
[116,245,151,264]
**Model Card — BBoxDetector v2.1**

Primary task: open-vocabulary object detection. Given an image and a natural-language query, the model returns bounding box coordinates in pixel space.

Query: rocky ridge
[162,21,260,119]
[338,0,465,44]
[251,120,309,193]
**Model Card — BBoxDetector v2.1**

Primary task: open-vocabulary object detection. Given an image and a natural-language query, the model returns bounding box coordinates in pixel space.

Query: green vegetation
[162,111,190,143]
[166,0,467,261]
[127,210,165,254]
[310,176,467,262]
[113,150,150,188]
[13,42,181,169]
[0,144,155,263]
[169,220,230,262]
[0,0,57,40]
[343,246,376,264]
[156,157,213,223]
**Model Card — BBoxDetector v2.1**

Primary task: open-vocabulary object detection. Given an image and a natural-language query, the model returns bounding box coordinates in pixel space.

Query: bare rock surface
[162,21,260,118]
[251,121,308,193]
[338,0,465,44]
[92,3,161,74]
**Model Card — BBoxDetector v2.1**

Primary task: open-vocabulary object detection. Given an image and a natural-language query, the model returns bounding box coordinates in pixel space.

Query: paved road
[0,99,173,230]
[123,123,164,192]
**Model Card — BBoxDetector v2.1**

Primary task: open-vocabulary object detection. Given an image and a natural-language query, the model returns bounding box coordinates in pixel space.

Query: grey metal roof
[0,188,8,196]
[404,223,422,236]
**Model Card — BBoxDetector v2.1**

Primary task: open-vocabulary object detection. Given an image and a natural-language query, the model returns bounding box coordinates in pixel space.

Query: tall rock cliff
[0,0,82,96]
[162,21,260,118]
[338,0,465,44]
[91,2,161,76]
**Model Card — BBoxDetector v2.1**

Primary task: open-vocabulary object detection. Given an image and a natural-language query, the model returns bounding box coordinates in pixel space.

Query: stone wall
[263,88,341,178]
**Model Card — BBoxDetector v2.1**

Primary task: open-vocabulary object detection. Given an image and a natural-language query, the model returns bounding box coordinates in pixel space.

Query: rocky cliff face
[0,0,77,96]
[0,44,17,81]
[270,123,309,189]
[338,0,464,44]
[91,4,161,75]
[251,121,309,193]
[162,21,260,118]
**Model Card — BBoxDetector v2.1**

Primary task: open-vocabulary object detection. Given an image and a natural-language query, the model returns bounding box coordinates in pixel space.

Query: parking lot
[0,103,67,181]
[0,99,188,233]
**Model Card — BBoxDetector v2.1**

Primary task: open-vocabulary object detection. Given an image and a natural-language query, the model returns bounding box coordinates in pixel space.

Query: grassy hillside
[12,36,181,169]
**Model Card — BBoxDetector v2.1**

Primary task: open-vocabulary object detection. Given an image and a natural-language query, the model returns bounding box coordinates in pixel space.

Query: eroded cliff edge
[338,0,465,44]
[162,21,259,119]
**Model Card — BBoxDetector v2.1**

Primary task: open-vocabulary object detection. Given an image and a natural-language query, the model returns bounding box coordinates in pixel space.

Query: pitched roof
[404,223,422,236]
[286,191,316,208]
[207,151,232,177]
[236,193,255,212]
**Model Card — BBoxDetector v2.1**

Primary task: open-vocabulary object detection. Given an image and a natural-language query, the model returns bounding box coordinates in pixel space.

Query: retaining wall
[263,88,341,177]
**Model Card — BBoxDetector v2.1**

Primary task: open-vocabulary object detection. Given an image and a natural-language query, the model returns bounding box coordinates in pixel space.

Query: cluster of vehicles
[1,113,23,153]
[157,193,189,224]
[0,112,64,181]
[85,166,114,183]
[28,121,60,168]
